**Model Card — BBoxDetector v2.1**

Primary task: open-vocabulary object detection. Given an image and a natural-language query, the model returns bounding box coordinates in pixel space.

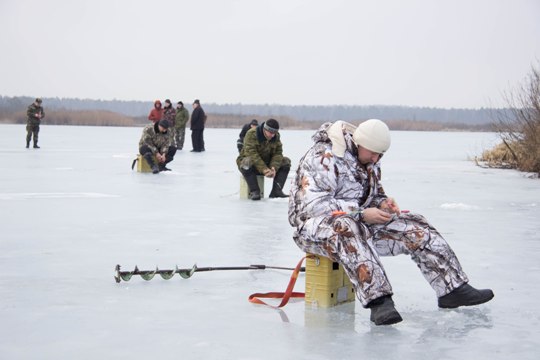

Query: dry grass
[481,63,540,176]
[477,141,519,169]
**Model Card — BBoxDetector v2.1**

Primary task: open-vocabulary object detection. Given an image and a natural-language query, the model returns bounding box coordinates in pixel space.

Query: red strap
[248,256,306,309]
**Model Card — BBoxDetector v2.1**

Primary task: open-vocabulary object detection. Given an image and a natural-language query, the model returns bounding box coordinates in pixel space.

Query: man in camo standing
[288,119,494,326]
[26,98,45,149]
[174,101,189,150]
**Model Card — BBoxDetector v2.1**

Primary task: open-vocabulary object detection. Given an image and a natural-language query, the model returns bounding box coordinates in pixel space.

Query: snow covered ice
[1,124,539,360]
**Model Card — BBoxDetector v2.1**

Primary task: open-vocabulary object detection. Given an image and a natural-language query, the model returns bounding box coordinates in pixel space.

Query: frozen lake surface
[1,124,539,359]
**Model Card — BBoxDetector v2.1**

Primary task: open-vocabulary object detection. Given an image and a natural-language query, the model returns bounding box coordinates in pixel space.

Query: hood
[312,121,357,158]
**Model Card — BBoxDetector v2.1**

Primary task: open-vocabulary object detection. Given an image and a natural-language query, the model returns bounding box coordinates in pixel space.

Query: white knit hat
[352,119,391,153]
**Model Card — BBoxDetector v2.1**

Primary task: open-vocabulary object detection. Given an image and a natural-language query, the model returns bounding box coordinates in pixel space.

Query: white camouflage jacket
[288,121,388,229]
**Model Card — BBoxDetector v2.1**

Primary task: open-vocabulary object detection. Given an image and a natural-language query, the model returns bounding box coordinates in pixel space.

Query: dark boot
[269,167,290,198]
[368,295,403,326]
[26,141,30,149]
[438,283,494,309]
[143,153,159,174]
[159,164,171,172]
[242,171,261,200]
[33,141,40,149]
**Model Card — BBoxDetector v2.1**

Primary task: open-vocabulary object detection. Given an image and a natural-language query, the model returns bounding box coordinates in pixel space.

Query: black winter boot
[33,142,40,149]
[269,167,290,198]
[159,164,171,172]
[368,295,403,326]
[26,141,30,149]
[241,171,261,200]
[249,190,261,200]
[438,283,494,309]
[143,153,159,174]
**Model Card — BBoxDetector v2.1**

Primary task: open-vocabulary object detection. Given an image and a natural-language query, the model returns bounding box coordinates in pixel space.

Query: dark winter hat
[193,99,200,105]
[164,99,171,105]
[158,119,170,129]
[264,119,279,134]
[177,101,184,106]
[35,98,42,104]
[250,119,258,126]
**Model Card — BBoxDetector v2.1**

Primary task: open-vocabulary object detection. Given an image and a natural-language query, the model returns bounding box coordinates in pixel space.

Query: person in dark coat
[237,119,258,153]
[190,99,206,152]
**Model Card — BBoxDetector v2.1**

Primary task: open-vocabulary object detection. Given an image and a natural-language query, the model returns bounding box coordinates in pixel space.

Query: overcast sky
[1,0,539,108]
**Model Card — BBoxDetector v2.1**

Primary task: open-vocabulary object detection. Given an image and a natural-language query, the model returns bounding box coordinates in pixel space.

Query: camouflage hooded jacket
[288,121,387,228]
[27,103,45,126]
[236,122,284,173]
[138,123,174,154]
[175,107,189,129]
[163,106,176,126]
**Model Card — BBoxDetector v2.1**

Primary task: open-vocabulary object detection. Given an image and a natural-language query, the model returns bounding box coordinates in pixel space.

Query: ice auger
[114,263,304,283]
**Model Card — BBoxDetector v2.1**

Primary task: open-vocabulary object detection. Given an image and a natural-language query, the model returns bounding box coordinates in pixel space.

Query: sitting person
[139,119,176,174]
[288,119,494,325]
[236,118,291,200]
[237,119,258,153]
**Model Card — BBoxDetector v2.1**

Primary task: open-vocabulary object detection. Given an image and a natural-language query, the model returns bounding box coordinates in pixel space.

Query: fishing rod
[114,263,305,283]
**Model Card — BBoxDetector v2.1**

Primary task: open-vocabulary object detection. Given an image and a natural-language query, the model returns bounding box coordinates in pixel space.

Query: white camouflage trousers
[293,212,469,306]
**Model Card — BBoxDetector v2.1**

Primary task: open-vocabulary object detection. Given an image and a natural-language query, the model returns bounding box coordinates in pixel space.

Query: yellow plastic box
[305,254,356,307]
[136,154,156,173]
[239,175,265,199]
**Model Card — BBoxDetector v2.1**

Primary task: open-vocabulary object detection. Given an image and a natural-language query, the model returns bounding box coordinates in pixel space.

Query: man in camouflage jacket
[138,119,176,174]
[236,119,291,200]
[26,98,45,148]
[288,120,494,325]
[174,101,189,150]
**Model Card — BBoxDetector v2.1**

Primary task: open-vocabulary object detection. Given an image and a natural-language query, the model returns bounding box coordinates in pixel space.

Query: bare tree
[492,62,540,174]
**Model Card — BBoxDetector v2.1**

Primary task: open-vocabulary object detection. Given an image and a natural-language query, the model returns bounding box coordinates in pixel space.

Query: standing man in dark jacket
[190,99,206,152]
[26,98,45,149]
[236,119,291,200]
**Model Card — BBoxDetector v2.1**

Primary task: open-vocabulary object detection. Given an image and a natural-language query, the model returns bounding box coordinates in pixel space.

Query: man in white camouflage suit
[288,119,494,325]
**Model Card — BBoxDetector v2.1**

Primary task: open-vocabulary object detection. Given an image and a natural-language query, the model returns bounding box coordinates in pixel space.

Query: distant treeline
[0,95,504,126]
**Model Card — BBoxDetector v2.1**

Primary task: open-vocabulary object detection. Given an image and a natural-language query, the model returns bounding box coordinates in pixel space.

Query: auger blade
[178,264,197,279]
[140,267,157,281]
[120,272,134,282]
[159,266,177,280]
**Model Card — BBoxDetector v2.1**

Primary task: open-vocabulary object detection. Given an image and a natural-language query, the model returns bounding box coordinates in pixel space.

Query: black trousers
[139,145,177,165]
[191,129,205,152]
